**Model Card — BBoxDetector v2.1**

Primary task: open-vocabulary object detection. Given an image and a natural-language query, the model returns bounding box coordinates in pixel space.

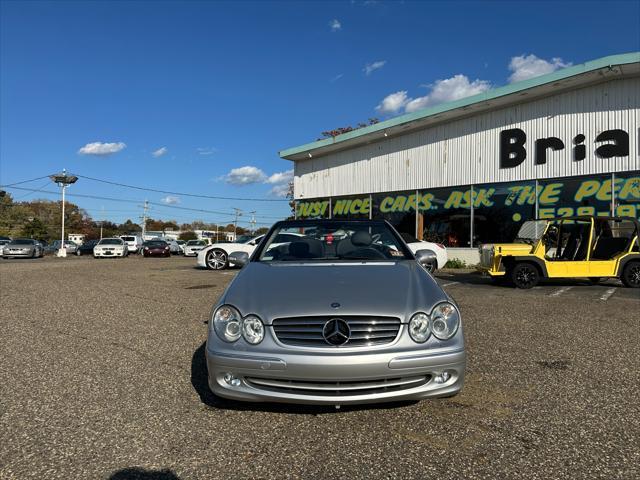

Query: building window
[330,195,371,219]
[614,171,640,220]
[418,187,471,248]
[371,191,417,237]
[537,174,613,220]
[472,181,536,245]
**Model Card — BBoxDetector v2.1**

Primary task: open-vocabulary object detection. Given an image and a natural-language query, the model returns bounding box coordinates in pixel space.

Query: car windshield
[234,235,254,244]
[145,241,166,246]
[99,239,123,245]
[121,236,135,241]
[257,221,412,262]
[12,239,34,245]
[187,240,204,246]
[515,220,547,243]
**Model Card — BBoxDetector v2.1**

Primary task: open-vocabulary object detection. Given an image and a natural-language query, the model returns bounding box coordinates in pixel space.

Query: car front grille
[271,316,401,347]
[244,375,429,397]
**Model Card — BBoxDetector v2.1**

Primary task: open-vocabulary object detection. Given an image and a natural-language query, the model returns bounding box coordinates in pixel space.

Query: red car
[142,240,171,257]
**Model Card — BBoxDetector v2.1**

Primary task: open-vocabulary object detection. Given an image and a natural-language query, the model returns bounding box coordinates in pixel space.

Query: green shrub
[444,258,467,269]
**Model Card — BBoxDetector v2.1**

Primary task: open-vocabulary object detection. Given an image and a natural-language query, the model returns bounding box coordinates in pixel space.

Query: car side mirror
[415,249,437,272]
[229,251,249,267]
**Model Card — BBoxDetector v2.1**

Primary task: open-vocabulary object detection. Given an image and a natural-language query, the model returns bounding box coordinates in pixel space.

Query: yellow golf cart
[479,216,640,289]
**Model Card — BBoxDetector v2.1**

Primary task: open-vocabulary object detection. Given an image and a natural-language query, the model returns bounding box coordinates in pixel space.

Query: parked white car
[120,235,143,254]
[94,238,129,258]
[175,240,186,254]
[197,234,265,270]
[399,233,448,271]
[184,240,207,257]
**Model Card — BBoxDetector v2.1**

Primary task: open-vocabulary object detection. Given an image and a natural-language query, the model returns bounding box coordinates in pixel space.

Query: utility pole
[100,206,104,239]
[233,208,242,240]
[49,170,78,257]
[140,200,149,239]
[249,211,256,234]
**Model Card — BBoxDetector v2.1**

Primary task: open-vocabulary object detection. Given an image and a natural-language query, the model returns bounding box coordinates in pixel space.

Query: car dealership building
[280,52,640,263]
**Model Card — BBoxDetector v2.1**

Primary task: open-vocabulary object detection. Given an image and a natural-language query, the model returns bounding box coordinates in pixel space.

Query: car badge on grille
[323,318,350,346]
[331,302,340,309]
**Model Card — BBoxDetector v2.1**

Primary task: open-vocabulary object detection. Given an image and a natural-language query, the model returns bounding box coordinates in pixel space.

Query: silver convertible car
[206,219,466,406]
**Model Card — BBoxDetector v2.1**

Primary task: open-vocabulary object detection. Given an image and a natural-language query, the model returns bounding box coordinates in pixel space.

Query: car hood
[5,243,34,248]
[221,261,446,324]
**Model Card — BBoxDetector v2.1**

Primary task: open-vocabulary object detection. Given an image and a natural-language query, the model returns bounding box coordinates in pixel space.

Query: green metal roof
[280,52,640,160]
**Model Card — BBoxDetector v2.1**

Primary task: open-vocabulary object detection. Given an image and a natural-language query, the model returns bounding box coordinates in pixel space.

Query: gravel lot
[1,256,639,479]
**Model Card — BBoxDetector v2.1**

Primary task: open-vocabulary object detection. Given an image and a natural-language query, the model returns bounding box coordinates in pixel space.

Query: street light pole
[49,170,78,258]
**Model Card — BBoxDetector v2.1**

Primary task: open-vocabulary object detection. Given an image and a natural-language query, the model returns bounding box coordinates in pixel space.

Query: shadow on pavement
[190,341,416,414]
[435,271,621,289]
[108,467,180,480]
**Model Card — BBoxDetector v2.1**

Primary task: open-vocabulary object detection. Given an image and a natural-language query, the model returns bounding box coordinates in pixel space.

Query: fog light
[433,372,451,384]
[223,373,241,387]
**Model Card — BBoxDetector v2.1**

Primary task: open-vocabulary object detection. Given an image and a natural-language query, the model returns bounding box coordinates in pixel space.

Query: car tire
[206,249,229,270]
[621,261,640,288]
[510,262,540,289]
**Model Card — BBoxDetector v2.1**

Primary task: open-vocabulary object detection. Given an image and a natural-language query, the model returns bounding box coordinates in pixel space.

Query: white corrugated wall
[294,77,640,199]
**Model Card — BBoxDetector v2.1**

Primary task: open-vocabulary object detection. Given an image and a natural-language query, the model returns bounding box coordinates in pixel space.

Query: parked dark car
[76,239,99,256]
[142,240,171,257]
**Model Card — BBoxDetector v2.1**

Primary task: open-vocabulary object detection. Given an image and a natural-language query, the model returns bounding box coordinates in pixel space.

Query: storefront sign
[296,175,640,220]
[500,128,630,168]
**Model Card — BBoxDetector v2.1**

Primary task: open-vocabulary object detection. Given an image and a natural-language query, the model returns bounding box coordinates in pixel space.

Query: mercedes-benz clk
[206,220,465,406]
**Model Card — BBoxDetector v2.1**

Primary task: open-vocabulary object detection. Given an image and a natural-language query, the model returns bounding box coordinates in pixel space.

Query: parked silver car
[206,220,465,406]
[2,238,44,259]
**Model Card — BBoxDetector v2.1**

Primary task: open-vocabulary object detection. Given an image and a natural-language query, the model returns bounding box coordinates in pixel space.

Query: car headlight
[431,302,460,340]
[213,305,242,342]
[242,315,264,345]
[409,312,431,343]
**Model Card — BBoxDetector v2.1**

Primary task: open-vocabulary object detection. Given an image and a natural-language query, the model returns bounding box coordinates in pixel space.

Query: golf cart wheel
[510,262,540,289]
[621,261,640,288]
[206,249,228,270]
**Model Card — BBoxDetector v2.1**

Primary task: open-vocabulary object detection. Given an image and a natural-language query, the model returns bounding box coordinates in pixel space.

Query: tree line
[0,193,263,242]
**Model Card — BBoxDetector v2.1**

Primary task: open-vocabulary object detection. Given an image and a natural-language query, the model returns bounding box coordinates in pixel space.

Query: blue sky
[1,0,639,228]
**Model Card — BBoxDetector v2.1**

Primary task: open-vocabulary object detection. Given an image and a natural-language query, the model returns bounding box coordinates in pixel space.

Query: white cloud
[224,166,267,185]
[152,147,168,157]
[268,183,291,198]
[508,54,572,83]
[329,19,342,31]
[223,166,293,196]
[364,60,386,75]
[266,169,293,185]
[78,141,126,156]
[330,73,344,83]
[377,75,491,115]
[161,195,180,205]
[405,75,491,112]
[376,91,410,115]
[197,147,217,156]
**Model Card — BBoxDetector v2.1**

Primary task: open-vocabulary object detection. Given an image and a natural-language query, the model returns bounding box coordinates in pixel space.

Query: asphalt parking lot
[1,255,639,479]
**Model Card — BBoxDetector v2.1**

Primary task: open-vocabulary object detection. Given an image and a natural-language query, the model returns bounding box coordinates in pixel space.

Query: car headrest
[288,241,310,257]
[351,230,373,247]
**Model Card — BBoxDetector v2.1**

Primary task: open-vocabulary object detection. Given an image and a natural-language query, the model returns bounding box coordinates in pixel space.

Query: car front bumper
[3,250,34,258]
[94,250,126,257]
[206,346,466,405]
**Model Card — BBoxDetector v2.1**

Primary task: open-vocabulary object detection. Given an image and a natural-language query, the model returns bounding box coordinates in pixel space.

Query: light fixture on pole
[49,170,78,257]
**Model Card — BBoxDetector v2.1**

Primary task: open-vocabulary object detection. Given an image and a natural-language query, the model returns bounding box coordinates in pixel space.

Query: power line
[70,173,289,202]
[0,175,53,188]
[2,186,281,226]
[3,185,285,219]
